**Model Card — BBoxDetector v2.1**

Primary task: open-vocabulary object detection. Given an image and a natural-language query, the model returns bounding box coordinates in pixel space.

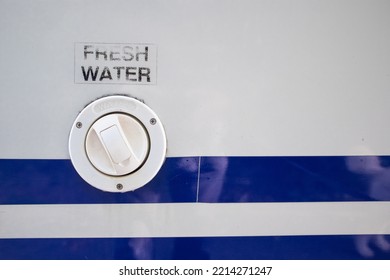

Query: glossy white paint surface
[0,0,390,159]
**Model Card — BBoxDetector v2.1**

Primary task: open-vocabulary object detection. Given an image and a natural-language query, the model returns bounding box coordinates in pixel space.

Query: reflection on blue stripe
[0,158,199,204]
[1,156,390,204]
[198,156,390,202]
[0,235,389,260]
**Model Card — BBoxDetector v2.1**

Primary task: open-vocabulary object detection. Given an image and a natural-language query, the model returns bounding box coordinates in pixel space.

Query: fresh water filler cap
[68,95,166,192]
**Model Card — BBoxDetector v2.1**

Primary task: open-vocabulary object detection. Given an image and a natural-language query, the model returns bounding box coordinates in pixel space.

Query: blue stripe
[1,156,390,204]
[199,156,390,202]
[1,156,390,259]
[0,158,198,204]
[0,235,389,260]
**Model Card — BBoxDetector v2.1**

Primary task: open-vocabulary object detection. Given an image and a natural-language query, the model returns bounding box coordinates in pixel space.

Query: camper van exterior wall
[1,0,390,259]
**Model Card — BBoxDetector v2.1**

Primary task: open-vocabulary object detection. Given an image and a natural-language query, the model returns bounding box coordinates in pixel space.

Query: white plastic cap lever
[99,125,133,165]
[85,113,150,176]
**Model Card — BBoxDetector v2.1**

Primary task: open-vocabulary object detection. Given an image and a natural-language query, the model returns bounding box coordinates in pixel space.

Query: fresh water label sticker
[74,43,157,84]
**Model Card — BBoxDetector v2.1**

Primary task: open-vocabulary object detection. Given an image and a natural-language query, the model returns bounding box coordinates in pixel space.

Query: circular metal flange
[69,95,167,192]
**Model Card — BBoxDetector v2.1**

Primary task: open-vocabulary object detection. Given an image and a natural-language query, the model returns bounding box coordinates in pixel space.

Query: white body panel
[1,0,390,158]
[1,0,390,260]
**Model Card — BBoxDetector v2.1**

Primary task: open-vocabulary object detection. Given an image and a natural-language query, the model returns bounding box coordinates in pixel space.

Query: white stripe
[0,202,389,238]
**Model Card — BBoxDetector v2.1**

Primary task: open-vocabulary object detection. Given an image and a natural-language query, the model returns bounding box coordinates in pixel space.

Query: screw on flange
[116,184,123,190]
[76,122,82,129]
[150,118,157,125]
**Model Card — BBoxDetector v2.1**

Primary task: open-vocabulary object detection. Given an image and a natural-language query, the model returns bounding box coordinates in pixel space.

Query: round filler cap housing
[69,95,166,192]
